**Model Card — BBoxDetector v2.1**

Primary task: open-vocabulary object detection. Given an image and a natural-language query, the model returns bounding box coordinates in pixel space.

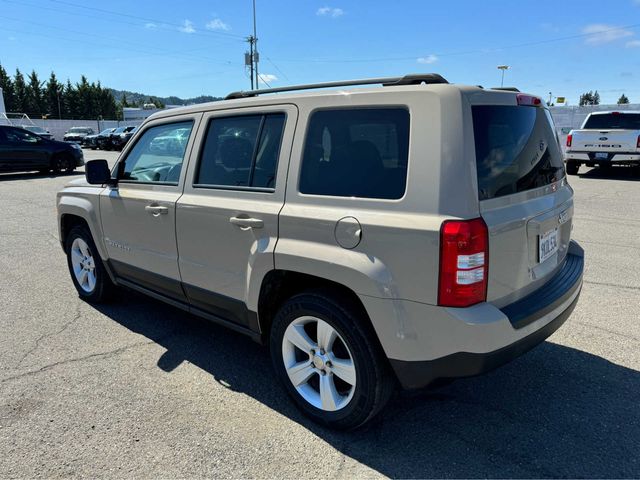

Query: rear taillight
[516,93,542,107]
[438,218,489,308]
[566,134,573,147]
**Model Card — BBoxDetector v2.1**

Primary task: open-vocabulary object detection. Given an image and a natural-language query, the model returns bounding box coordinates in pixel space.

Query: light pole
[497,65,510,87]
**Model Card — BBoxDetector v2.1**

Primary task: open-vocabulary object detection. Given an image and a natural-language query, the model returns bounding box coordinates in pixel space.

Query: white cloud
[582,24,633,45]
[144,22,157,29]
[626,39,640,47]
[258,73,278,85]
[206,18,230,31]
[179,19,196,34]
[417,54,438,64]
[317,6,344,18]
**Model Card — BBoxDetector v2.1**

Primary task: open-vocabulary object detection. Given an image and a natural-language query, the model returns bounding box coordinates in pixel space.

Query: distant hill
[109,88,222,107]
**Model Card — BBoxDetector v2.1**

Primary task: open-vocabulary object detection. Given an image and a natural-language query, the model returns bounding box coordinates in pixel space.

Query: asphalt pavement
[0,150,638,478]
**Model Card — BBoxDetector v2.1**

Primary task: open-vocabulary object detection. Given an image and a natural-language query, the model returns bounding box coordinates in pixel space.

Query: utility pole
[252,0,259,88]
[245,36,255,90]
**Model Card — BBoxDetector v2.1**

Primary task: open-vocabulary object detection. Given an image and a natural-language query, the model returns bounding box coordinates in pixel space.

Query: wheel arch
[256,270,384,352]
[57,195,106,260]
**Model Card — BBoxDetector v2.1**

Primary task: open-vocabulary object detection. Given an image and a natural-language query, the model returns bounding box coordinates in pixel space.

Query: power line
[0,15,237,66]
[47,0,247,39]
[269,22,640,64]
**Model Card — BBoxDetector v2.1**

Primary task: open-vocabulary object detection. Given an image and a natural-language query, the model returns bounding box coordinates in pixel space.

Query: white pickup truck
[565,111,640,175]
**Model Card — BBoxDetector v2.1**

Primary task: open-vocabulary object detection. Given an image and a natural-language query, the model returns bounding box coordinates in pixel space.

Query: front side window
[195,113,285,189]
[299,108,410,199]
[120,120,193,185]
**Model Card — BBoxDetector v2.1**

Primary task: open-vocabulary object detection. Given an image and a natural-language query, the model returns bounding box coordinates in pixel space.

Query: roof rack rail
[225,73,448,100]
[492,87,520,92]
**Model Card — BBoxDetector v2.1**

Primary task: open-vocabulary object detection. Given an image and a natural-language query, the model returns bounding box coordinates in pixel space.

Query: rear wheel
[65,225,115,303]
[566,161,579,175]
[270,290,395,430]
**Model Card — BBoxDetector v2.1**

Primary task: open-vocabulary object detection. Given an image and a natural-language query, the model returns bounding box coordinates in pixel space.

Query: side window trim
[193,111,287,192]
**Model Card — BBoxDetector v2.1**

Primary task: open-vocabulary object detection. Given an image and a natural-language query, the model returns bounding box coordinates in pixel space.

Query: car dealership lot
[1,150,639,478]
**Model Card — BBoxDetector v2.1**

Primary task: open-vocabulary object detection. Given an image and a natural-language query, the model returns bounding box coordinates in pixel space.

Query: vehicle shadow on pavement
[0,171,82,181]
[577,166,640,181]
[92,290,640,479]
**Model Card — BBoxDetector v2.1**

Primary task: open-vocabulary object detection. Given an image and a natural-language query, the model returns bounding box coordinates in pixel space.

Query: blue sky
[1,0,639,104]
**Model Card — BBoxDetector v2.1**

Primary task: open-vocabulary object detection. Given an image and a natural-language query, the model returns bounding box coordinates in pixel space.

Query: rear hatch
[471,97,573,307]
[572,112,640,153]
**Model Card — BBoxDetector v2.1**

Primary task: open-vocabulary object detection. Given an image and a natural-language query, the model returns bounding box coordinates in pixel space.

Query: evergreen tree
[64,79,79,119]
[13,69,28,113]
[45,72,63,118]
[579,91,600,106]
[617,93,630,104]
[25,70,44,116]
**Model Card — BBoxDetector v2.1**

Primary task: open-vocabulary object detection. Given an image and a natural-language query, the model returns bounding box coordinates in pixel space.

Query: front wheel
[270,291,395,430]
[566,161,579,175]
[65,225,115,303]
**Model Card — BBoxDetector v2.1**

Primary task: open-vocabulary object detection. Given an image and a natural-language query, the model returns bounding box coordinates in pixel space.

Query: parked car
[57,74,583,429]
[565,111,640,175]
[0,125,84,174]
[106,126,136,150]
[111,126,138,151]
[20,125,55,141]
[85,128,116,150]
[63,127,94,144]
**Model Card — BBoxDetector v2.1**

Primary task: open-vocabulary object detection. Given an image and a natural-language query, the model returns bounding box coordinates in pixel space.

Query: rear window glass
[583,113,640,130]
[472,106,564,201]
[299,108,409,199]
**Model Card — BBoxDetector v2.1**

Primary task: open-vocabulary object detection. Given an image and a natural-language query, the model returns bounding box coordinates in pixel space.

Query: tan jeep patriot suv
[57,74,584,429]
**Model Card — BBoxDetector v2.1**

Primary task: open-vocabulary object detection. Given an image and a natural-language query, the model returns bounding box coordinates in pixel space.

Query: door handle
[229,216,264,229]
[145,205,169,216]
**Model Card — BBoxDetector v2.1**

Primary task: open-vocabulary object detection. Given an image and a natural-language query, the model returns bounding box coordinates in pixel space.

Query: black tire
[65,225,115,303]
[270,290,395,430]
[566,161,579,175]
[51,154,74,174]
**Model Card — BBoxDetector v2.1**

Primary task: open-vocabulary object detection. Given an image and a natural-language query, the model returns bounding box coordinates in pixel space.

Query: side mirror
[85,159,114,185]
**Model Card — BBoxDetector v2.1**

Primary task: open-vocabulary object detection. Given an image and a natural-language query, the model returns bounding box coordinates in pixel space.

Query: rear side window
[196,113,285,189]
[583,113,640,130]
[300,108,410,199]
[472,106,564,201]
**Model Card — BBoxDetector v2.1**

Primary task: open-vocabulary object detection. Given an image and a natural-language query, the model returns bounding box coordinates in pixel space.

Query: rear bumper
[384,241,584,389]
[565,152,640,164]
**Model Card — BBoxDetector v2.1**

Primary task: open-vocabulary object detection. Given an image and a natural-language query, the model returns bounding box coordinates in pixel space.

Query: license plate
[595,152,608,159]
[539,228,559,263]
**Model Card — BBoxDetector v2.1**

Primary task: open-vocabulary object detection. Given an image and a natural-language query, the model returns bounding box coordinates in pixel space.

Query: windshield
[113,127,126,134]
[472,106,565,201]
[69,127,89,133]
[583,113,640,130]
[99,129,113,135]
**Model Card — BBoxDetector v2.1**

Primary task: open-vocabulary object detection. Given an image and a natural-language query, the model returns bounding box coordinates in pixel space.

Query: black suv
[108,126,137,150]
[0,125,84,174]
[85,128,116,150]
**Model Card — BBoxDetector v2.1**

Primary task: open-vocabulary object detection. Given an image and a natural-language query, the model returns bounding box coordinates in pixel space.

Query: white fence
[30,119,143,141]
